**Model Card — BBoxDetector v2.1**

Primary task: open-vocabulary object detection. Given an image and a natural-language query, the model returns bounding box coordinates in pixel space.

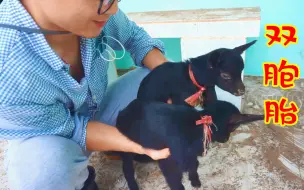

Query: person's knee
[7,136,89,190]
[113,67,151,99]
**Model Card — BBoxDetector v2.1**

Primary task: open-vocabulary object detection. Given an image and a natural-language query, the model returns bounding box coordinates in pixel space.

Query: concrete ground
[1,76,304,190]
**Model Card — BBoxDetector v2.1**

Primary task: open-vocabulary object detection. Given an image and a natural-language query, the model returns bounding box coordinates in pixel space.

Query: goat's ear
[207,50,221,69]
[233,40,257,54]
[228,113,264,128]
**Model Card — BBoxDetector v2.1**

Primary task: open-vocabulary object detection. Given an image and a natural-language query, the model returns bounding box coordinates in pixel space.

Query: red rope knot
[196,115,213,156]
[196,115,212,126]
[185,64,206,107]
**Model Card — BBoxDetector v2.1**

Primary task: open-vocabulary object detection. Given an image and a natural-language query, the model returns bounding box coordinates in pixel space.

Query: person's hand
[142,147,171,160]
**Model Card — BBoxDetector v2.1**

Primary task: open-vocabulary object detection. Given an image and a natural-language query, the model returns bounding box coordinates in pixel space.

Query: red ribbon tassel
[185,88,205,107]
[185,65,206,107]
[196,115,213,156]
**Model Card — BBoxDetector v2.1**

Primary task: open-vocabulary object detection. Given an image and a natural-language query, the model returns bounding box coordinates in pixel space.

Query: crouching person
[0,0,170,189]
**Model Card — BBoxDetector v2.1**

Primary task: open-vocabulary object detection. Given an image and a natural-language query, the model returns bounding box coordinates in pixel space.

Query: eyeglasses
[97,0,121,15]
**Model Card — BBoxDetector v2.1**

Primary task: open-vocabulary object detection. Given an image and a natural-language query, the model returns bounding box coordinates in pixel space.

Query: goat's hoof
[129,186,139,190]
[191,180,201,188]
[127,183,139,190]
[130,187,139,190]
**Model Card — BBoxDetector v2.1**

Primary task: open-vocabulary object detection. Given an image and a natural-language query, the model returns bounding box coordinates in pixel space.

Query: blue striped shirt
[0,0,165,150]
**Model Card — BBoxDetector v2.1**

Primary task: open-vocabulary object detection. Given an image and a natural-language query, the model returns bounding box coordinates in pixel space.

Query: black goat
[137,40,257,108]
[116,99,264,190]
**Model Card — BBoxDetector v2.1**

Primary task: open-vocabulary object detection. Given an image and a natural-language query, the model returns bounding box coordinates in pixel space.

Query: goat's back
[137,62,192,102]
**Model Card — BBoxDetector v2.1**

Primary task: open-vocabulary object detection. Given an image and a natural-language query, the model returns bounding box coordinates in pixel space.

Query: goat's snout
[233,83,245,96]
[237,88,245,95]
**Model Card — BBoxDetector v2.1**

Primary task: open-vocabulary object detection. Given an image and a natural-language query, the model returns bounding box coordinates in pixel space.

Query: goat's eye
[220,73,231,80]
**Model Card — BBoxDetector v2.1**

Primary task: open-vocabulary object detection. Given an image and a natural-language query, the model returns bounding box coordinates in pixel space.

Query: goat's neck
[186,56,216,86]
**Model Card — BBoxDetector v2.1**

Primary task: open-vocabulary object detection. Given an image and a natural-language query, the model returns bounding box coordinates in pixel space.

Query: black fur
[116,99,264,190]
[137,40,257,108]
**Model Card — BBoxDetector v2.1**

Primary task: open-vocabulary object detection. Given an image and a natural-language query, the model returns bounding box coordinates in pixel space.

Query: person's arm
[142,48,168,70]
[86,121,143,152]
[102,9,168,70]
[0,102,170,160]
[86,121,170,160]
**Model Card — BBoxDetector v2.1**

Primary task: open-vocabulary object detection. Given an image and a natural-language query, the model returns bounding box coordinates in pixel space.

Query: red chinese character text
[265,24,298,47]
[263,58,300,89]
[264,97,299,127]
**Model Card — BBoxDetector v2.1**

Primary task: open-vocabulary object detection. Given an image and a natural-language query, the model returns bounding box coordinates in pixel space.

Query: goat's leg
[158,159,185,190]
[120,153,139,190]
[188,157,201,188]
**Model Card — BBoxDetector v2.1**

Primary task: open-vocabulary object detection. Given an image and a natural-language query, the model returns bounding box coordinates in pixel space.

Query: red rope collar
[184,65,206,107]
